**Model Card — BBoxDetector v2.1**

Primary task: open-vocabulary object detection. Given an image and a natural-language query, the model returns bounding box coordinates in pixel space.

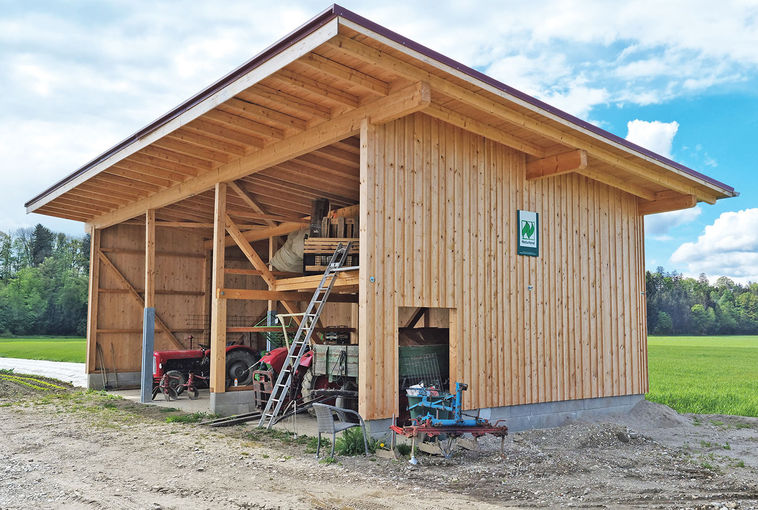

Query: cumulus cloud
[671,209,758,283]
[625,119,679,158]
[645,206,702,236]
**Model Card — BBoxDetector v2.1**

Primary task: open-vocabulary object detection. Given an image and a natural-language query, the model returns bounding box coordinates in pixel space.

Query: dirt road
[1,385,757,509]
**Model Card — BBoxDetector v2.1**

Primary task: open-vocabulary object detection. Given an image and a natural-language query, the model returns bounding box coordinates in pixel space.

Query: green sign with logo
[517,210,539,257]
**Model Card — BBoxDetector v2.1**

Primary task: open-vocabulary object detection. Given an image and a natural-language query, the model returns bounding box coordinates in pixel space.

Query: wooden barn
[26,5,735,427]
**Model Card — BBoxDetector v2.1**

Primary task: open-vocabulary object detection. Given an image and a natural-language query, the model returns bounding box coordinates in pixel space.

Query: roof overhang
[26,4,736,229]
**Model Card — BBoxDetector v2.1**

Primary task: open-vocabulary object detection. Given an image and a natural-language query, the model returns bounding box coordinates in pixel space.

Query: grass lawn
[647,335,758,417]
[0,337,86,363]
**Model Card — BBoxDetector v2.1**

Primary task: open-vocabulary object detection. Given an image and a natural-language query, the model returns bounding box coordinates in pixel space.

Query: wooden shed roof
[26,4,736,228]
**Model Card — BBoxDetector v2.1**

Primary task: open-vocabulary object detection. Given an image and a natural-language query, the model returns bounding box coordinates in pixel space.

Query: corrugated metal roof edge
[26,3,734,209]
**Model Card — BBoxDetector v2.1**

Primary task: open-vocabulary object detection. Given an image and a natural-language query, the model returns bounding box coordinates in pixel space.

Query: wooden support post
[210,182,227,393]
[85,228,100,375]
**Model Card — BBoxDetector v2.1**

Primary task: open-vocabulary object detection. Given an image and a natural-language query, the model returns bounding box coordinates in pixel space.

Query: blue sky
[1,1,757,281]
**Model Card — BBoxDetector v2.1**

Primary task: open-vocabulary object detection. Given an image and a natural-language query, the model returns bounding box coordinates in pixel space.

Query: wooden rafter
[638,191,697,215]
[297,52,390,96]
[228,181,276,227]
[184,119,265,149]
[270,69,360,108]
[167,130,247,157]
[526,149,587,180]
[206,109,285,140]
[223,97,307,131]
[243,84,332,120]
[97,251,184,349]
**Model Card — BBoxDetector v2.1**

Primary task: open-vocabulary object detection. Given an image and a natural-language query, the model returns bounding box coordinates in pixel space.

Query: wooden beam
[425,103,544,157]
[224,268,299,277]
[205,109,285,140]
[576,167,657,201]
[228,181,275,226]
[85,228,100,374]
[89,82,431,229]
[145,209,156,309]
[403,307,427,328]
[224,215,277,288]
[224,214,304,323]
[97,251,184,350]
[329,35,723,202]
[210,183,227,393]
[217,288,358,303]
[526,150,587,180]
[223,97,307,131]
[638,192,697,215]
[298,53,390,96]
[273,270,360,292]
[271,68,360,108]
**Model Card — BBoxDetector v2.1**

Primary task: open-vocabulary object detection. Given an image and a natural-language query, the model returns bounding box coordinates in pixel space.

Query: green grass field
[647,335,758,417]
[0,337,86,363]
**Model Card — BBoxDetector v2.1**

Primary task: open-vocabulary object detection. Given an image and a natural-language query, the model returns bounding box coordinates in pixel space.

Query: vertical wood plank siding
[359,113,648,420]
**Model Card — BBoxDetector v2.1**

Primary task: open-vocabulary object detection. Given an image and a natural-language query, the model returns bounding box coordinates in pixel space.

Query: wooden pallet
[303,237,359,274]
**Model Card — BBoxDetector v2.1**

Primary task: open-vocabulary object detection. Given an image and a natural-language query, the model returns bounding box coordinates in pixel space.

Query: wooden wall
[88,224,209,374]
[358,113,648,420]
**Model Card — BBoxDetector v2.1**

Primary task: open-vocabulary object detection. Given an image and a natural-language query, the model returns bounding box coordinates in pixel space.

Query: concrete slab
[0,357,86,387]
[113,388,212,414]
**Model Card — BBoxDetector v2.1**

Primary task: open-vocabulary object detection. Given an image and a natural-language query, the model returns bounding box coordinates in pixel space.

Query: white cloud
[671,209,758,283]
[625,119,679,158]
[645,206,702,236]
[1,0,756,235]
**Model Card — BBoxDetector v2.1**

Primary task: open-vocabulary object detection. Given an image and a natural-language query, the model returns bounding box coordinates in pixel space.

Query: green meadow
[0,337,86,363]
[647,335,758,417]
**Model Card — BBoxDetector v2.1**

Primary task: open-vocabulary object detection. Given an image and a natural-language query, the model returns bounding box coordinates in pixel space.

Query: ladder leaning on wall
[257,242,354,429]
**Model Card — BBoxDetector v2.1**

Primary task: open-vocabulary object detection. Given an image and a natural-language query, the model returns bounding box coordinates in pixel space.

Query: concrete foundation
[210,390,258,416]
[368,393,644,437]
[87,371,141,390]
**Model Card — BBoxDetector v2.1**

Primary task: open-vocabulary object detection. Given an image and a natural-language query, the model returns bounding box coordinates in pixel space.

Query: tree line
[646,268,758,335]
[0,225,90,336]
[1,225,757,338]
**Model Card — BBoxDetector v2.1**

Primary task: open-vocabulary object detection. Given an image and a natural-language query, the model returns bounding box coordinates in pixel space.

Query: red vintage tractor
[152,343,259,395]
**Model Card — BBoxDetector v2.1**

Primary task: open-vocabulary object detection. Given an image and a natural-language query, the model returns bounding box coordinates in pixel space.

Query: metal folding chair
[313,403,368,458]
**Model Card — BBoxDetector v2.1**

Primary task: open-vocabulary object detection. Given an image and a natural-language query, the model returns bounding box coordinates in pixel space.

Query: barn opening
[398,307,452,422]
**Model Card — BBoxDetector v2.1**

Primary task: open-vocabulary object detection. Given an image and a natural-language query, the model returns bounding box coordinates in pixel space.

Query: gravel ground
[1,380,757,509]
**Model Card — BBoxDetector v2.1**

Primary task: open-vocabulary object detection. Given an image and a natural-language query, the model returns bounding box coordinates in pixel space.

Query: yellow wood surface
[209,183,227,393]
[358,113,648,420]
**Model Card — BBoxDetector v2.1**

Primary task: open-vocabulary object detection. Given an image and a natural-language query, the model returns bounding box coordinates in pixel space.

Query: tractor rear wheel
[226,350,257,387]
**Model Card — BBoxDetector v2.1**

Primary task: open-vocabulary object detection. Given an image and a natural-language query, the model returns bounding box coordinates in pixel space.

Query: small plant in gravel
[319,456,336,465]
[335,427,377,455]
[723,442,731,450]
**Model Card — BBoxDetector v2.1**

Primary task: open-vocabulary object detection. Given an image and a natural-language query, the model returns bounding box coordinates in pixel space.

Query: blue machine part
[408,382,487,427]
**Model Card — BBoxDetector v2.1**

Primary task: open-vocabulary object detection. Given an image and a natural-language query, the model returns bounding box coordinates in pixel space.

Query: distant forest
[0,225,757,337]
[0,225,89,336]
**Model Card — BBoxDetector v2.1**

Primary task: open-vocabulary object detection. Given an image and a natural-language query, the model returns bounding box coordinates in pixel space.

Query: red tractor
[152,343,259,395]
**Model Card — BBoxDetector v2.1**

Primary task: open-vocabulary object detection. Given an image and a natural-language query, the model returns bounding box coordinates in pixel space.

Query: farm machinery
[391,382,509,461]
[151,342,259,398]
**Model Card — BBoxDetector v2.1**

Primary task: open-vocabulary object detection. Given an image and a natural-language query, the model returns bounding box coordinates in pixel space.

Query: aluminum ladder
[258,241,354,428]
